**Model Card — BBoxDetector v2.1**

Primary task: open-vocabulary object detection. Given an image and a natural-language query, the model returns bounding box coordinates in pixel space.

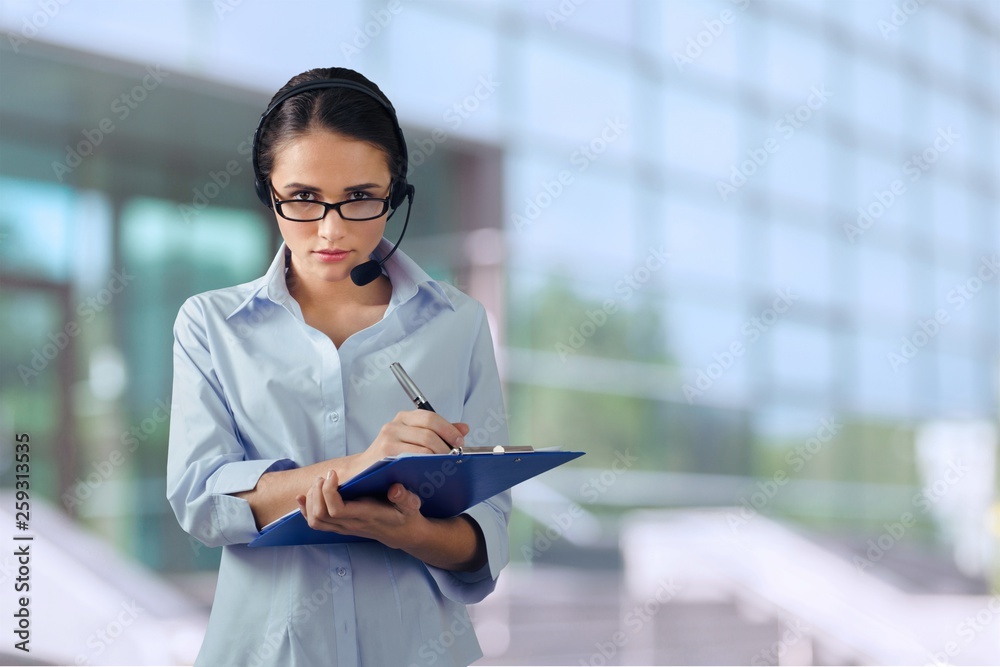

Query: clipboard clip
[451,445,534,455]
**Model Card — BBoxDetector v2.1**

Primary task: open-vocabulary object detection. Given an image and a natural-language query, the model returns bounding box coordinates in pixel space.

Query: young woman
[167,66,510,667]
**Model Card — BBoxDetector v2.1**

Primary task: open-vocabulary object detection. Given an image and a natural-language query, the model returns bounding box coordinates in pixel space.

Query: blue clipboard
[249,449,584,547]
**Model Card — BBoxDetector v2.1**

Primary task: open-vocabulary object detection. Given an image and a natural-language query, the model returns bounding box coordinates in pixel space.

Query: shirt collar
[226,239,455,320]
[225,242,291,320]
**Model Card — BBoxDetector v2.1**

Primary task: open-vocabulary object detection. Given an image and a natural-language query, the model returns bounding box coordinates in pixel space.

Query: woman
[167,66,510,667]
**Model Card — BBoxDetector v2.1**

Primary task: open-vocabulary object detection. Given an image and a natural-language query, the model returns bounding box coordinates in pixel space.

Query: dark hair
[256,67,405,186]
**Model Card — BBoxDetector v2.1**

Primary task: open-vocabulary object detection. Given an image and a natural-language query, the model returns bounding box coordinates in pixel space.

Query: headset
[251,78,415,286]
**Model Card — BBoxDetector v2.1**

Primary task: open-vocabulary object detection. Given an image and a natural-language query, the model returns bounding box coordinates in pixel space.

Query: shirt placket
[316,331,347,460]
[329,551,359,665]
[318,336,361,664]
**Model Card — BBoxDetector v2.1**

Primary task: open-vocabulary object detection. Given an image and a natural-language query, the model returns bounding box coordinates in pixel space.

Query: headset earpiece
[254,176,270,207]
[389,179,415,210]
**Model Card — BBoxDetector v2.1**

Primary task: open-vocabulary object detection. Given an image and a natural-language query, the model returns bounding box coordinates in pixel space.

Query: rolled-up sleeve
[166,297,296,547]
[426,306,511,603]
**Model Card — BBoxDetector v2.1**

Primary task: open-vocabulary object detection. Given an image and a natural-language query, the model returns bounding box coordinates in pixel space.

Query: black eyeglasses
[271,188,390,222]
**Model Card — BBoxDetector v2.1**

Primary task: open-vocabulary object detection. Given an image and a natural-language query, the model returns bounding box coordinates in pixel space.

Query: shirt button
[337,567,347,577]
[329,411,340,423]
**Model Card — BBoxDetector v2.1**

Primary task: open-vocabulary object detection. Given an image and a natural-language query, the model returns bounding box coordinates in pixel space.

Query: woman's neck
[285,256,391,310]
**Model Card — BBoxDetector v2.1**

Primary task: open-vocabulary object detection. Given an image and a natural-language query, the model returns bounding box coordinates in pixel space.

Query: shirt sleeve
[425,305,512,604]
[166,296,297,547]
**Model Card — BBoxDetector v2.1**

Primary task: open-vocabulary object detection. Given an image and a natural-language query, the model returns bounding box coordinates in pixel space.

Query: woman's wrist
[343,450,377,480]
[381,510,431,552]
[392,515,487,572]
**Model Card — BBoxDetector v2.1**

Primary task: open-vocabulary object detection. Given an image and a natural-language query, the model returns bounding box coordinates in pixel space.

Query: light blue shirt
[166,240,511,667]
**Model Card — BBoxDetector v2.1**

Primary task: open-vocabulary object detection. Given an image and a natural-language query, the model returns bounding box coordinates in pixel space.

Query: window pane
[120,198,270,411]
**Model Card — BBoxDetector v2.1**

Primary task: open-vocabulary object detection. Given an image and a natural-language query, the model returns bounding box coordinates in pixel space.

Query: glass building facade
[0,0,998,663]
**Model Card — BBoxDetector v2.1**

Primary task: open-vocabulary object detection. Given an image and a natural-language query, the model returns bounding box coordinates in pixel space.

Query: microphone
[350,185,415,287]
[350,259,383,287]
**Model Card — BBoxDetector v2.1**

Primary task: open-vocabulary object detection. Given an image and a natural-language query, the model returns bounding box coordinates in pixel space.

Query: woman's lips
[314,249,350,263]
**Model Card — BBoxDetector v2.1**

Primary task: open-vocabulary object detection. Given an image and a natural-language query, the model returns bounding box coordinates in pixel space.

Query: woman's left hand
[296,470,425,549]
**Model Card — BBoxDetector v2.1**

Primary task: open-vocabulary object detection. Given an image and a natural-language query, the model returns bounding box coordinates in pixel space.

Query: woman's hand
[296,470,425,547]
[298,410,469,542]
[294,413,487,571]
[296,470,486,571]
[354,409,470,472]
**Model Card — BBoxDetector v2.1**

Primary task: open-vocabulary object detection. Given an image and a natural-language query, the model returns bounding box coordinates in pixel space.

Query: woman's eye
[293,191,316,201]
[348,191,371,200]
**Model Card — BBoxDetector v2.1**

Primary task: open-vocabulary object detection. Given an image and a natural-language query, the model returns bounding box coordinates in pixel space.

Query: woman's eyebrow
[341,182,385,192]
[280,182,387,192]
[282,181,322,192]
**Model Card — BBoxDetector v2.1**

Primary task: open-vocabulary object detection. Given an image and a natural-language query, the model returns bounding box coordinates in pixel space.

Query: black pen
[390,362,461,454]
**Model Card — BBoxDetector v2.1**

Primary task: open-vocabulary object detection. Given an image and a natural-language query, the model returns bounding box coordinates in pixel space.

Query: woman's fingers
[401,410,466,449]
[388,412,466,453]
[299,470,346,529]
[388,483,421,515]
[296,475,418,540]
[320,469,345,516]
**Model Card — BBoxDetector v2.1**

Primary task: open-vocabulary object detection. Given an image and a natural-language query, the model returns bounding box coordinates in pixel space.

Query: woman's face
[269,129,392,286]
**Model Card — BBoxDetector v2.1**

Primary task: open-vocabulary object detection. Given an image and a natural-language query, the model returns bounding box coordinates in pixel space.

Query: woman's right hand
[354,410,469,471]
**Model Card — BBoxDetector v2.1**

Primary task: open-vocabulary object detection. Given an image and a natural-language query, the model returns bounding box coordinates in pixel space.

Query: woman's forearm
[233,453,370,529]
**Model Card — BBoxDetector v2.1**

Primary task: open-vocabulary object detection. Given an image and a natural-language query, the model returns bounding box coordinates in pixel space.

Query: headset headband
[251,78,411,209]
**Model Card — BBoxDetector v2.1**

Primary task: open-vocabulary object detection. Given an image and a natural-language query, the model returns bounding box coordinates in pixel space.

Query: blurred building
[0,0,998,664]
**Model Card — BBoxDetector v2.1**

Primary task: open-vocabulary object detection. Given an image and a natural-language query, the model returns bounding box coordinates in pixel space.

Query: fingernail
[326,469,333,481]
[455,436,465,447]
